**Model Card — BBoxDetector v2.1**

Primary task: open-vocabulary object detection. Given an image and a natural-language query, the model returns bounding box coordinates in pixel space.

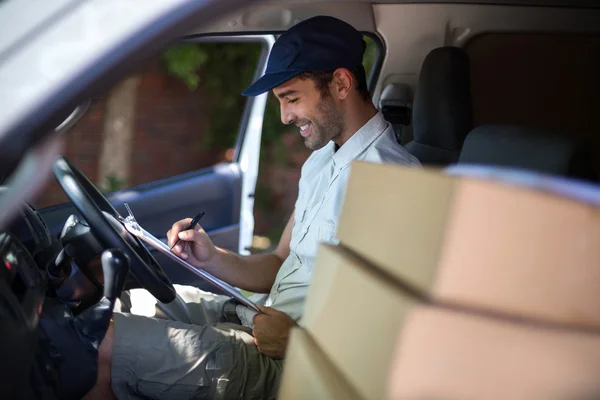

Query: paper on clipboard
[121,211,259,313]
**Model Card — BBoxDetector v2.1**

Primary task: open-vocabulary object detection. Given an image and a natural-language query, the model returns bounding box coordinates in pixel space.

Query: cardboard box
[387,305,600,399]
[302,244,419,400]
[278,327,363,400]
[338,161,600,329]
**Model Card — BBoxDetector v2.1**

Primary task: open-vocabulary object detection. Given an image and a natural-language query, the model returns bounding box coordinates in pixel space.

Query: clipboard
[120,204,260,312]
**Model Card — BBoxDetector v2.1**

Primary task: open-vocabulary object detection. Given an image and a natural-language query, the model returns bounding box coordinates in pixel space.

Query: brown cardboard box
[302,244,419,400]
[387,305,600,399]
[278,327,363,400]
[338,161,600,329]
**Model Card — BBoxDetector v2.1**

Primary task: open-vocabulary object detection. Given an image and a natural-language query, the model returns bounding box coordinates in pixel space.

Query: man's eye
[288,98,298,104]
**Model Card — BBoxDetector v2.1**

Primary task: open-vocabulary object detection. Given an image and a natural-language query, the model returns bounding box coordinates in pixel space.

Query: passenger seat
[458,125,598,182]
[404,46,473,166]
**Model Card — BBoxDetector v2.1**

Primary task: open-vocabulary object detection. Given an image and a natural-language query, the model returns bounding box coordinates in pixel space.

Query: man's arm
[168,212,294,293]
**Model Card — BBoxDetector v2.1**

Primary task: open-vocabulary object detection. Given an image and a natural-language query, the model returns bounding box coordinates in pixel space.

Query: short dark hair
[298,65,370,102]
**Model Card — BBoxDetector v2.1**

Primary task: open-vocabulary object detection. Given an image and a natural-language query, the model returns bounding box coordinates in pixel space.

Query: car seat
[404,46,473,166]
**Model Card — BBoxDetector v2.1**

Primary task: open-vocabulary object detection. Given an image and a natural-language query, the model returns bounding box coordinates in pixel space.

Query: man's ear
[332,68,354,100]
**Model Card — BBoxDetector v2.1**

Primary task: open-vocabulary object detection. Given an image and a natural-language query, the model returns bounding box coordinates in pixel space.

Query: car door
[36,35,275,289]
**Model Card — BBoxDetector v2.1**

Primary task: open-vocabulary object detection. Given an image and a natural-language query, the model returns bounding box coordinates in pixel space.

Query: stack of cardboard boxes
[278,161,600,399]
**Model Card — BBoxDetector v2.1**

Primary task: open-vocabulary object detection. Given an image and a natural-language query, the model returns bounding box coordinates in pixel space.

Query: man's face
[273,77,345,150]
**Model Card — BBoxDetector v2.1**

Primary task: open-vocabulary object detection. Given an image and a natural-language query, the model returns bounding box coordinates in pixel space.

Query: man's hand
[167,218,217,269]
[252,306,296,359]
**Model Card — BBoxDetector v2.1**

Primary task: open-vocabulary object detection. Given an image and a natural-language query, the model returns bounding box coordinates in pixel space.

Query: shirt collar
[331,111,388,171]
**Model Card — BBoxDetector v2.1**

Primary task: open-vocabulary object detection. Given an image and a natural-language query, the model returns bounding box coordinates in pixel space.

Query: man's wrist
[201,246,227,272]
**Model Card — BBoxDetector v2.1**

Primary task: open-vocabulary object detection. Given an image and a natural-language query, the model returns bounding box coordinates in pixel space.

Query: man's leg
[83,321,117,400]
[87,313,282,399]
[87,285,280,399]
[116,284,232,325]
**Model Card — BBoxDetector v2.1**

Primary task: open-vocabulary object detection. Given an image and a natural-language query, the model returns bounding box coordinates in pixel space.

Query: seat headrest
[379,83,412,126]
[459,125,597,181]
[412,46,473,151]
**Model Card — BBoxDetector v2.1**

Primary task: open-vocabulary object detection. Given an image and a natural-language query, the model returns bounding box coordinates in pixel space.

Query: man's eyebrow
[275,90,297,99]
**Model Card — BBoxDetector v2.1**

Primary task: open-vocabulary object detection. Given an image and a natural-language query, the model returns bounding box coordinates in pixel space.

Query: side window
[34,41,263,209]
[252,35,382,249]
[362,34,381,82]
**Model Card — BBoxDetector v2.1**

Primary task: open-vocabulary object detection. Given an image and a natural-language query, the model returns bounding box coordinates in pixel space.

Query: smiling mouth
[299,123,311,137]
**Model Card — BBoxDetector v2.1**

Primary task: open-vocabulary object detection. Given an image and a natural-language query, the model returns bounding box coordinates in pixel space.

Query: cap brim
[242,70,303,97]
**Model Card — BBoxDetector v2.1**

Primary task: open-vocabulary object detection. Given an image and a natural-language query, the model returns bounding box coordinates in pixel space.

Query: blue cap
[242,16,366,96]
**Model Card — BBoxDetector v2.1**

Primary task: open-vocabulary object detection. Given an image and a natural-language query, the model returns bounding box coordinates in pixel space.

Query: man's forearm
[202,248,283,293]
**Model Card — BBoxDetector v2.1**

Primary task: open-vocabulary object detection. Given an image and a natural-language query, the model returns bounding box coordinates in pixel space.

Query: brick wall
[129,59,220,186]
[35,59,220,209]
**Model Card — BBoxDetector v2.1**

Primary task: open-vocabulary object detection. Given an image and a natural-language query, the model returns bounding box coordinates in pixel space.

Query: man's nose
[280,104,295,125]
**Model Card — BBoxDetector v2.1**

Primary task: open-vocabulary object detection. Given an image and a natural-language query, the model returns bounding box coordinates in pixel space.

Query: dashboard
[0,205,54,398]
[0,203,107,399]
[2,202,55,328]
[0,232,45,329]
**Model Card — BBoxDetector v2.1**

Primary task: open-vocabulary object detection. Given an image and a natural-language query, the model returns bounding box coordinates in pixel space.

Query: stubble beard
[304,95,346,151]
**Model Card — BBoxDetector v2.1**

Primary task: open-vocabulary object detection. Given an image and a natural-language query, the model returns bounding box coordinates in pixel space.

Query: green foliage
[363,35,378,77]
[198,43,262,149]
[161,42,262,150]
[161,44,209,90]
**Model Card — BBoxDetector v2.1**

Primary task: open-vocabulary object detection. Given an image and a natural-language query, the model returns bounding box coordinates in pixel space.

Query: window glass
[34,42,262,209]
[466,33,600,178]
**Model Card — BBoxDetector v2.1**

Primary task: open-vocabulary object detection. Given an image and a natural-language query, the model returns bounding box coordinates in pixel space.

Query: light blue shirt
[237,111,421,327]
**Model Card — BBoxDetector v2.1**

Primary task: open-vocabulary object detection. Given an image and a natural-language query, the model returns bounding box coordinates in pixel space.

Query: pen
[170,211,206,250]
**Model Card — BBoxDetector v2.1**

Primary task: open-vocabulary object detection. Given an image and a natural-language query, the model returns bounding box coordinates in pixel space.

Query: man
[86,15,420,400]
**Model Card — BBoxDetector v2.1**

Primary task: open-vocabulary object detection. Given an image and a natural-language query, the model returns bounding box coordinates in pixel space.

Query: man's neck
[333,102,378,148]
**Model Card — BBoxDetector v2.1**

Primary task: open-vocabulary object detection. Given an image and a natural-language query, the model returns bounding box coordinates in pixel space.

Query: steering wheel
[53,156,176,303]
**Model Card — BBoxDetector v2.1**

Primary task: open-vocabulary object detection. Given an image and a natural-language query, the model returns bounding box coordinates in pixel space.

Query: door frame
[184,34,276,255]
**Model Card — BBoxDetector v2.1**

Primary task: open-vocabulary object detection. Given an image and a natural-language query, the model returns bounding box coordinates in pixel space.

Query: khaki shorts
[111,285,283,399]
